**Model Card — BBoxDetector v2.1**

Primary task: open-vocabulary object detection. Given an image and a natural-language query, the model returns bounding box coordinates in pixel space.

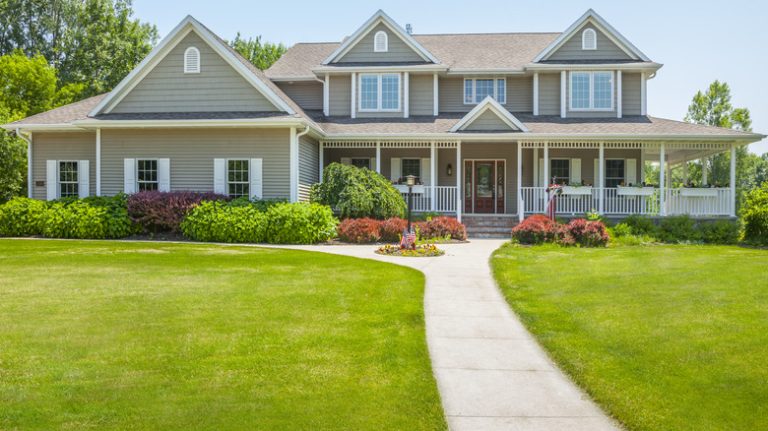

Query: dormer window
[374,31,388,52]
[582,28,597,50]
[184,47,200,73]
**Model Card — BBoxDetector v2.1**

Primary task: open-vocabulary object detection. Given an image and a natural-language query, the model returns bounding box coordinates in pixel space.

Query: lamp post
[406,174,415,233]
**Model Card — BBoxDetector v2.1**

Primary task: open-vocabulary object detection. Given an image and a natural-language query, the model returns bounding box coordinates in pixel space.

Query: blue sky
[132,0,768,154]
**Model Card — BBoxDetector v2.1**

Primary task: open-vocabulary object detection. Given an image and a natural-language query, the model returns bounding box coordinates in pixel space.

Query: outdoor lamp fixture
[446,163,453,176]
[406,175,416,233]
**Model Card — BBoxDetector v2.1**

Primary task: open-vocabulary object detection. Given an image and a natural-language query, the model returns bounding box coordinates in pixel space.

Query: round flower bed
[375,244,445,257]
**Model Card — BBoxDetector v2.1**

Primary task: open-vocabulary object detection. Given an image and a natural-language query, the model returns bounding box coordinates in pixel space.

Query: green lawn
[492,244,768,431]
[0,239,446,430]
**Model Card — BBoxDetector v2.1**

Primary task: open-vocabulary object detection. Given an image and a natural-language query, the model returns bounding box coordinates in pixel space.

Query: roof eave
[525,62,663,71]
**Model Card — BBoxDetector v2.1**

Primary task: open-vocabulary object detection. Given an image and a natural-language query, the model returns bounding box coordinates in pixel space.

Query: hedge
[127,191,228,233]
[0,197,47,237]
[41,195,136,239]
[310,163,406,219]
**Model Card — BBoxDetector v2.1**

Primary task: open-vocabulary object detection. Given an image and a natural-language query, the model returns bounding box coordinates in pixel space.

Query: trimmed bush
[658,215,701,243]
[417,216,467,241]
[41,194,135,239]
[310,163,406,219]
[380,217,408,242]
[611,223,633,237]
[337,218,382,243]
[742,182,768,245]
[511,215,563,244]
[263,202,337,244]
[566,218,609,247]
[180,201,267,243]
[127,191,228,233]
[0,197,47,236]
[623,215,658,237]
[699,219,741,245]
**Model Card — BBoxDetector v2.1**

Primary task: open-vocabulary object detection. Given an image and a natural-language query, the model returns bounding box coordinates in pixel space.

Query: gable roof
[533,9,650,62]
[89,15,296,116]
[450,97,529,132]
[321,10,439,65]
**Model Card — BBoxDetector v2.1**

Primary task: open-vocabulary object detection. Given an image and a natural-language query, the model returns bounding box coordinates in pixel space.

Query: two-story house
[5,9,763,228]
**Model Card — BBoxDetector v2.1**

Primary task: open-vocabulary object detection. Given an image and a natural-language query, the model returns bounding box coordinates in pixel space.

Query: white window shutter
[570,158,582,184]
[78,160,90,198]
[594,158,599,186]
[340,157,351,165]
[250,158,263,199]
[213,158,226,194]
[157,158,171,192]
[123,158,136,194]
[626,159,637,185]
[46,160,57,201]
[537,158,544,187]
[390,158,401,181]
[421,158,431,186]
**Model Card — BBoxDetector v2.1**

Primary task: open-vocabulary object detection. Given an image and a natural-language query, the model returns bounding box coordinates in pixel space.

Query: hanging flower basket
[562,186,593,196]
[617,186,656,196]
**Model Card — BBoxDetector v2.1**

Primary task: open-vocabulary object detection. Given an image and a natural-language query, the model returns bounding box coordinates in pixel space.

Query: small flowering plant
[376,243,445,257]
[546,183,563,195]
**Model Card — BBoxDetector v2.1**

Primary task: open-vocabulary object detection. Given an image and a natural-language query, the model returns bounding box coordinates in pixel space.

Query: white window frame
[136,159,159,192]
[226,159,250,198]
[58,160,79,198]
[463,78,507,105]
[550,158,570,185]
[373,31,388,53]
[358,73,401,112]
[569,71,614,112]
[401,158,421,180]
[604,158,626,187]
[582,28,597,50]
[184,46,200,74]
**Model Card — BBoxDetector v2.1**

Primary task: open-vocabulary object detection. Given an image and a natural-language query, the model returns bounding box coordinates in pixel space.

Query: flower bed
[375,244,445,257]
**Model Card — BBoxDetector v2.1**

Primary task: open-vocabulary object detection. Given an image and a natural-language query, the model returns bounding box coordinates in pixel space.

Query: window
[59,161,79,198]
[351,158,371,169]
[374,31,388,52]
[463,78,506,104]
[359,73,401,112]
[605,159,625,187]
[137,159,159,191]
[570,71,613,111]
[401,159,421,182]
[550,159,570,185]
[227,160,250,197]
[582,28,597,50]
[184,47,200,73]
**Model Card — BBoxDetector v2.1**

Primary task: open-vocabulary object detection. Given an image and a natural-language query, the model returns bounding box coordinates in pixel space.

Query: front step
[462,216,516,239]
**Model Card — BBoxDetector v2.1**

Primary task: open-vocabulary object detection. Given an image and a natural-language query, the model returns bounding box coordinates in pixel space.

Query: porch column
[533,73,539,116]
[318,141,324,181]
[543,142,549,186]
[533,147,539,186]
[456,141,462,222]
[682,160,688,184]
[430,141,436,211]
[96,129,101,196]
[375,141,381,173]
[323,73,329,116]
[517,142,523,217]
[730,144,737,217]
[701,158,708,185]
[350,73,356,119]
[598,142,605,214]
[660,143,666,215]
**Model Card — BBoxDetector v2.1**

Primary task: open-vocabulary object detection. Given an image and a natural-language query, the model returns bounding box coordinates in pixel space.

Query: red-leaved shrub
[379,217,408,242]
[511,215,563,244]
[127,191,228,233]
[418,216,467,241]
[337,218,382,243]
[566,218,609,247]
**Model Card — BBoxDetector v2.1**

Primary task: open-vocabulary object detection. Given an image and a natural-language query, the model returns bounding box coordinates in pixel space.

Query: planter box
[679,188,718,197]
[561,186,593,196]
[394,184,426,194]
[617,186,656,196]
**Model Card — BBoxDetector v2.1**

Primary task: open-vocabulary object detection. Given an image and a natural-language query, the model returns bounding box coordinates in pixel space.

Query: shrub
[623,215,658,237]
[699,219,741,245]
[0,197,47,236]
[337,218,382,243]
[511,215,563,244]
[42,194,135,239]
[566,218,609,247]
[310,163,406,219]
[127,191,228,233]
[263,202,337,244]
[418,216,467,241]
[180,201,267,243]
[611,223,633,237]
[227,197,287,211]
[658,215,701,243]
[742,182,768,245]
[379,217,408,242]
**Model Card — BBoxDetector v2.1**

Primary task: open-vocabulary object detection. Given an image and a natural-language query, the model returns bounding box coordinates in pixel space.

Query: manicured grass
[0,239,446,430]
[492,244,768,431]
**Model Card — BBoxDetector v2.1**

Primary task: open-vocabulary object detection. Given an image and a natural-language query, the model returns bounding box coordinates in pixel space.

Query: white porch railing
[521,187,731,217]
[399,186,458,213]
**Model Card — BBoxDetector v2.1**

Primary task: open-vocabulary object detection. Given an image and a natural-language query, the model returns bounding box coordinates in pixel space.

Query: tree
[229,33,286,70]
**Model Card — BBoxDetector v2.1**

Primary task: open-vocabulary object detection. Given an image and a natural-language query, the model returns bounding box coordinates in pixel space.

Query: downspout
[291,126,311,202]
[16,128,33,198]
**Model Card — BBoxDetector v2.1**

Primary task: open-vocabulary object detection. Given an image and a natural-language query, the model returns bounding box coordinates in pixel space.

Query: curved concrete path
[279,240,619,431]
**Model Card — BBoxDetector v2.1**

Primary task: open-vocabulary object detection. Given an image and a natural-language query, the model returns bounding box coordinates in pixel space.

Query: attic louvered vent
[374,31,388,52]
[582,28,597,50]
[184,47,200,73]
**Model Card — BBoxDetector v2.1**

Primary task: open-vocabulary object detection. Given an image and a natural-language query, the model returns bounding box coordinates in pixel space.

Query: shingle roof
[8,94,107,125]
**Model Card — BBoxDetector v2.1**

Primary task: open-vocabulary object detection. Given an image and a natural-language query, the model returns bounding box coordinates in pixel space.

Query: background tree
[229,33,286,70]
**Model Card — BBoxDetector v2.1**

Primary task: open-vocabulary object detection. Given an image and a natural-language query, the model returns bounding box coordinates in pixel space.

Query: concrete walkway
[280,240,620,431]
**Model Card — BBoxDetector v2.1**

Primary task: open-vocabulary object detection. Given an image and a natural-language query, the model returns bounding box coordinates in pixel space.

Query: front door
[464,160,505,214]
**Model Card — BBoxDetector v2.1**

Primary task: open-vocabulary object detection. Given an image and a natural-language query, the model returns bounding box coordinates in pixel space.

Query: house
[4,9,764,229]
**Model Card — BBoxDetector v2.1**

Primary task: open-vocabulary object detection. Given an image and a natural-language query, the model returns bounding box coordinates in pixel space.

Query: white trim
[560,71,567,118]
[375,141,381,173]
[350,72,356,118]
[616,70,622,118]
[568,71,614,112]
[533,9,651,62]
[373,31,388,52]
[289,127,299,202]
[312,64,447,74]
[358,73,402,113]
[183,46,200,73]
[322,10,439,64]
[525,62,662,72]
[433,73,439,116]
[318,141,324,180]
[659,143,666,215]
[463,77,507,105]
[598,142,605,213]
[323,73,330,116]
[95,129,101,196]
[640,72,647,116]
[456,140,462,221]
[450,96,529,132]
[517,143,522,215]
[89,16,295,116]
[533,73,539,116]
[543,142,549,186]
[403,72,409,118]
[582,28,597,50]
[430,141,437,211]
[730,144,736,217]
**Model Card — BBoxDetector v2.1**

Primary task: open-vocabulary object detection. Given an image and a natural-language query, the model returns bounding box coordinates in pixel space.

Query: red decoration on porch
[545,183,563,220]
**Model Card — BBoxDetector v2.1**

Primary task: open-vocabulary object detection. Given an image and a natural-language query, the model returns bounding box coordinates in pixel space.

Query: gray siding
[298,135,319,202]
[329,75,351,116]
[548,24,633,61]
[507,77,533,113]
[31,132,96,200]
[409,74,434,116]
[538,73,561,115]
[335,23,426,63]
[112,32,278,113]
[100,128,290,198]
[622,72,642,116]
[439,77,533,113]
[464,110,515,131]
[276,81,323,111]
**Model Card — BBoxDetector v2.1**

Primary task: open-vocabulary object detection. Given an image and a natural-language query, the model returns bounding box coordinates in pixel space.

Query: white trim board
[450,96,529,133]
